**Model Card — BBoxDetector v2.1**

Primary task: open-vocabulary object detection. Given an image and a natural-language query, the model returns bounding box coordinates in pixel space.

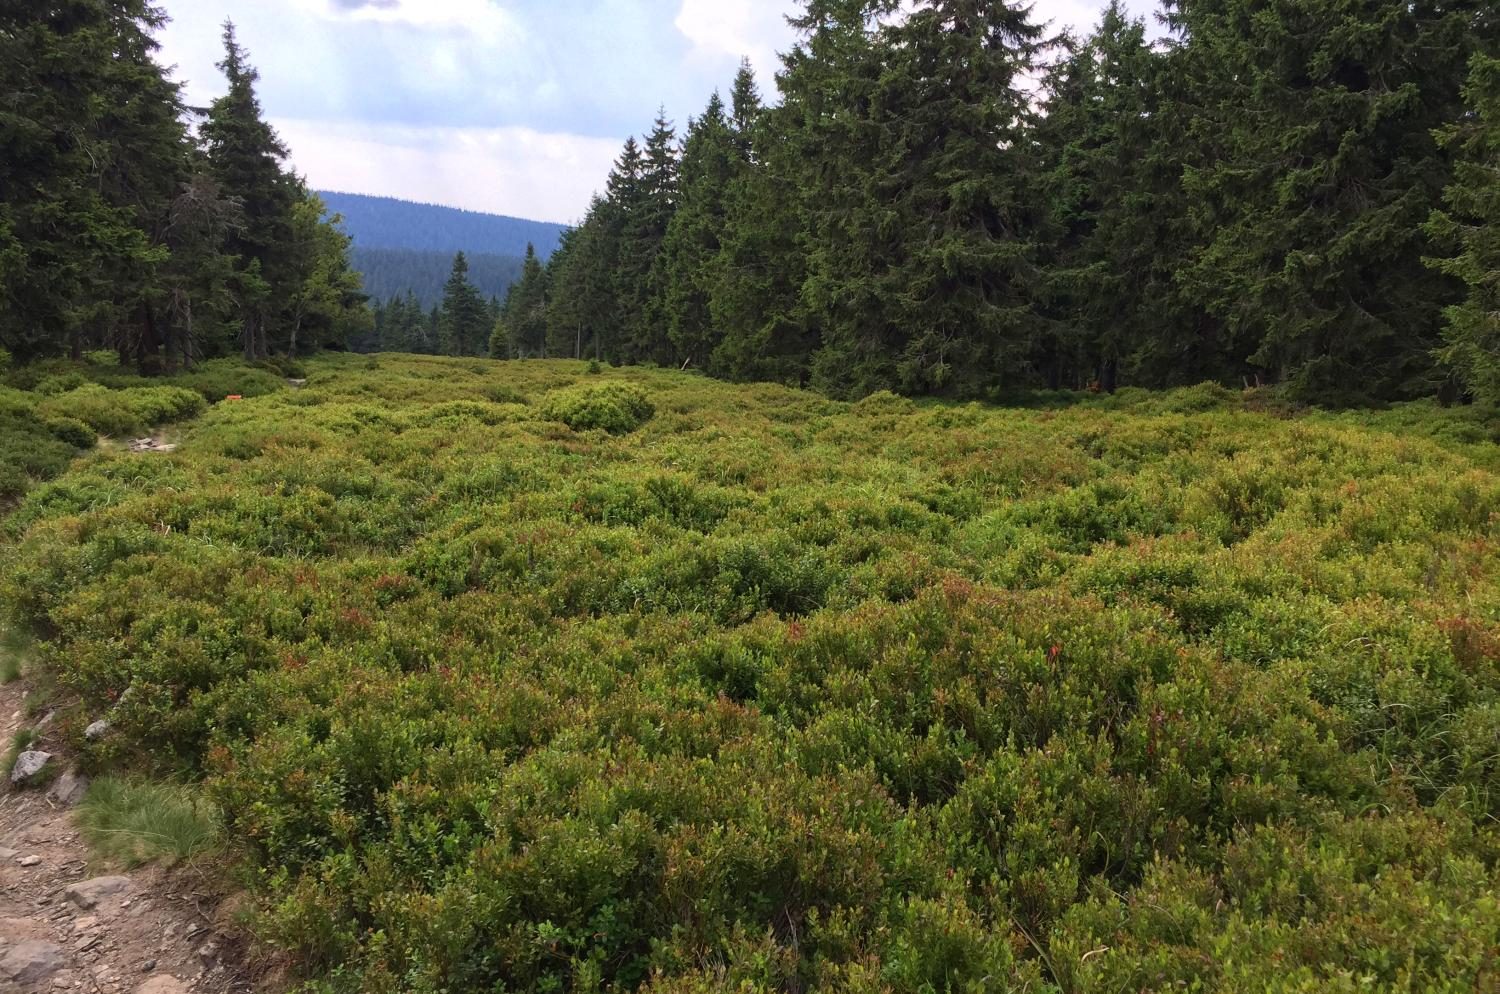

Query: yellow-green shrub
[2,354,1497,993]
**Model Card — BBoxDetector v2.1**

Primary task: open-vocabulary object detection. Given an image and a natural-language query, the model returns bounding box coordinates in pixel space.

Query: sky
[156,0,1161,225]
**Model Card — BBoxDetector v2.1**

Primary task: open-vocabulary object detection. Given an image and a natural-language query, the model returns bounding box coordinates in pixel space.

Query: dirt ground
[0,680,272,994]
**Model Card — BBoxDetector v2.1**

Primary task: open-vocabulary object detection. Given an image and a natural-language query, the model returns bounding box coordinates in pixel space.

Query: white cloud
[271,118,620,223]
[674,0,796,82]
[153,0,1166,221]
[333,0,521,39]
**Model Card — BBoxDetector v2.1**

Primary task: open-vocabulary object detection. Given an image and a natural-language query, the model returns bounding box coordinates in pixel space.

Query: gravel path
[0,680,271,994]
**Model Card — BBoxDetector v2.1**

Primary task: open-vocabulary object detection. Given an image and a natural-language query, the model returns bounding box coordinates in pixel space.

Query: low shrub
[43,416,96,449]
[37,384,204,437]
[3,353,1498,992]
[540,381,655,434]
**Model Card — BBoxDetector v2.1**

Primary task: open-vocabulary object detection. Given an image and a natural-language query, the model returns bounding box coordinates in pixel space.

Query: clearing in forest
[3,354,1498,993]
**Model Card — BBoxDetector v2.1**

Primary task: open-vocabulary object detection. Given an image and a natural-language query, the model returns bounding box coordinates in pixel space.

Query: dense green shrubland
[0,355,282,502]
[2,354,1498,992]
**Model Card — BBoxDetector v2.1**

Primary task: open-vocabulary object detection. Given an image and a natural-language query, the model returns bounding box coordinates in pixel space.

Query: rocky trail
[0,680,267,994]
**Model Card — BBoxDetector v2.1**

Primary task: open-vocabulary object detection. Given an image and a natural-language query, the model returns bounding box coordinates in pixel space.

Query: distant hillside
[352,248,525,310]
[319,191,567,258]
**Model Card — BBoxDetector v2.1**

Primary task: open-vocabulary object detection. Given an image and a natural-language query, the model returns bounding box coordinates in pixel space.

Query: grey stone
[16,855,40,867]
[9,750,52,785]
[0,939,67,985]
[84,720,111,742]
[62,876,133,910]
[46,770,89,806]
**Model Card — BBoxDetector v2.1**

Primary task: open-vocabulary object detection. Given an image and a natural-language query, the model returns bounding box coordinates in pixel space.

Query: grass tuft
[76,777,220,867]
[0,625,30,684]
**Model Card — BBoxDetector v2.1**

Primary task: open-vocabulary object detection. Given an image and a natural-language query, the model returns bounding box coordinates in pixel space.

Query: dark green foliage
[316,191,564,256]
[533,0,1496,410]
[494,244,548,358]
[1428,53,1500,407]
[0,9,368,371]
[807,0,1050,398]
[201,21,299,361]
[660,92,737,369]
[0,0,172,363]
[1037,2,1172,391]
[1165,0,1488,403]
[353,249,524,312]
[438,253,489,357]
[620,115,680,365]
[710,70,814,385]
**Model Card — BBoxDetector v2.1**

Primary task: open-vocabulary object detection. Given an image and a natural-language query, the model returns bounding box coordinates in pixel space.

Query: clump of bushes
[42,416,96,450]
[38,384,204,437]
[0,395,87,500]
[482,384,528,405]
[540,381,655,434]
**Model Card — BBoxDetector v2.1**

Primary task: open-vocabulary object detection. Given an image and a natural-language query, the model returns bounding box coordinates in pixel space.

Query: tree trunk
[1099,356,1118,394]
[139,302,162,373]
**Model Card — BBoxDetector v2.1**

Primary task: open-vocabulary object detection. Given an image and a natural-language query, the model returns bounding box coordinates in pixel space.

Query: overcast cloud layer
[157,0,1158,224]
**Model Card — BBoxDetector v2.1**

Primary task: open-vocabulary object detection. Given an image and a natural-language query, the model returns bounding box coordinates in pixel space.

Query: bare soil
[0,680,275,994]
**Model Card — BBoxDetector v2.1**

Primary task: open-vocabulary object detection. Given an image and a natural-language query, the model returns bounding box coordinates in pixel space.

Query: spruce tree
[439,252,488,356]
[545,205,615,360]
[1428,54,1500,406]
[0,0,174,362]
[622,112,680,364]
[801,0,1049,397]
[201,20,299,360]
[661,92,737,369]
[1037,2,1173,391]
[596,138,646,362]
[283,194,368,354]
[1166,0,1488,401]
[159,172,241,368]
[494,243,547,357]
[710,64,817,384]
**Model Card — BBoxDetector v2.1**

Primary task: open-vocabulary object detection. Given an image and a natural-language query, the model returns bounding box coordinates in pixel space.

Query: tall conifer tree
[1166,0,1488,401]
[1428,53,1500,406]
[439,252,488,356]
[661,93,738,368]
[201,20,299,360]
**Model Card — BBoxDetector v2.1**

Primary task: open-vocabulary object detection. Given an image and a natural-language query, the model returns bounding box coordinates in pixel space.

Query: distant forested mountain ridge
[351,248,523,310]
[318,192,567,257]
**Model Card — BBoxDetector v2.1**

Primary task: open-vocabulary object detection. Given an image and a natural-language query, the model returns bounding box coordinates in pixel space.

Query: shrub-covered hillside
[3,355,1499,993]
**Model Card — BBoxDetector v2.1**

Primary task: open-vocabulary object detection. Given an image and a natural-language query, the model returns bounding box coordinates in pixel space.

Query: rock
[135,976,188,994]
[140,959,156,973]
[46,770,89,806]
[0,939,67,986]
[195,941,218,965]
[84,720,111,742]
[0,847,16,860]
[10,750,53,785]
[62,876,133,910]
[17,855,41,867]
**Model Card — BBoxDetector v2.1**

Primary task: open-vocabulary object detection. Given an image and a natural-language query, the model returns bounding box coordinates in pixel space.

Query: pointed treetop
[217,20,257,86]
